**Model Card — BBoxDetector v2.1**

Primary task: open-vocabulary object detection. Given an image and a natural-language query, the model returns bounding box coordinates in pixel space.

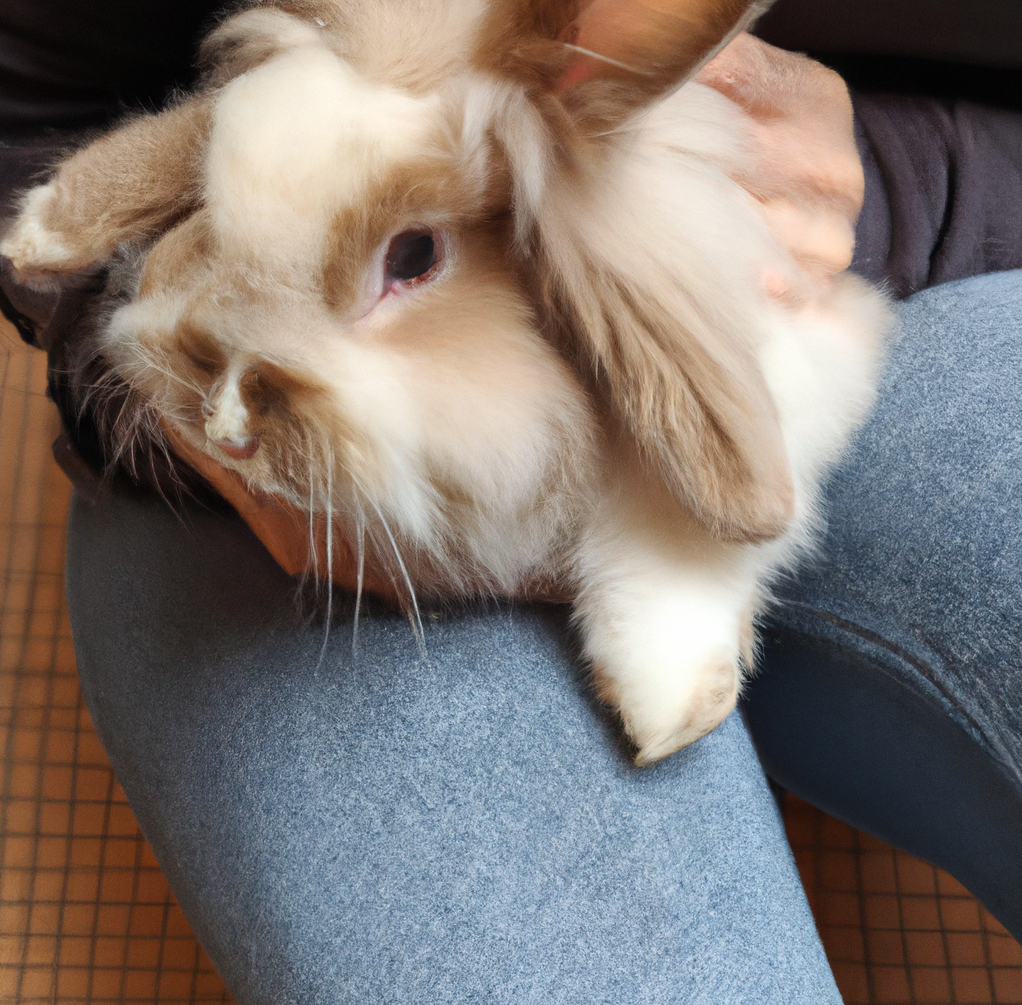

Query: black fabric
[757,0,1022,72]
[0,0,226,132]
[821,54,1022,113]
[0,140,77,348]
[852,94,1022,298]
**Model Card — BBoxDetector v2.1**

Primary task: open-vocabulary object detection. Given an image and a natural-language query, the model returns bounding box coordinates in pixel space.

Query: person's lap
[64,270,1022,999]
[783,270,1022,775]
[66,485,838,1004]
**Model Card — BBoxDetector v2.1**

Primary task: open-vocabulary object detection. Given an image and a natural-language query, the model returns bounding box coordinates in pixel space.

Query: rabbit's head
[2,0,789,590]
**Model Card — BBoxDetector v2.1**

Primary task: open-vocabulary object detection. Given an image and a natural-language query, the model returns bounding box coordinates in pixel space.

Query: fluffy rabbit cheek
[313,344,426,495]
[349,250,591,514]
[309,332,549,545]
[102,295,195,416]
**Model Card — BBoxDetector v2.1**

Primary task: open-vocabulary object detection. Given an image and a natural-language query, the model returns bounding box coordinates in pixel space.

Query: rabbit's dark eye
[384,229,439,286]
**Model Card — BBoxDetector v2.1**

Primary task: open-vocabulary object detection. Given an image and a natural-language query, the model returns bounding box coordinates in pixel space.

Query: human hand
[560,11,862,292]
[695,32,862,289]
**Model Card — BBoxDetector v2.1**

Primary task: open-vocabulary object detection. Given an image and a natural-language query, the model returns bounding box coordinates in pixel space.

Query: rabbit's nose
[203,372,258,459]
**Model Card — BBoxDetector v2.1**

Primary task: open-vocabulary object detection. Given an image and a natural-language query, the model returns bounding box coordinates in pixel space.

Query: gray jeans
[65,272,1022,1003]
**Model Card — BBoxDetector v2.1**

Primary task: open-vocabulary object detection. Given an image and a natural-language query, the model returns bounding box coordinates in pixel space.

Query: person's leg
[66,486,839,1005]
[744,270,1022,940]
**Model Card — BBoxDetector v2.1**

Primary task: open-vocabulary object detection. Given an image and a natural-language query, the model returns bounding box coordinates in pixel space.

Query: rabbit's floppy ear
[538,240,794,543]
[480,0,793,542]
[0,96,210,281]
[1,7,328,283]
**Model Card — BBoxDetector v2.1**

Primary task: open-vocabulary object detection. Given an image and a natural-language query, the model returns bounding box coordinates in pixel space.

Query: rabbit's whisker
[560,43,653,78]
[352,508,366,657]
[315,448,334,671]
[369,497,427,660]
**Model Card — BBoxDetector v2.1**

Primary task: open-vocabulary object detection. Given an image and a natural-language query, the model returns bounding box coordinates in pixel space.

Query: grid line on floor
[785,793,1022,1004]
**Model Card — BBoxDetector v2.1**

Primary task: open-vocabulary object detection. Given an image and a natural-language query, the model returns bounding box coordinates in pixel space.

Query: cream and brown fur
[1,0,889,764]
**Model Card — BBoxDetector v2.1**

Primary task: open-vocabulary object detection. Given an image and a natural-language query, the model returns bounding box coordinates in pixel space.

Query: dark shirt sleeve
[852,93,1022,298]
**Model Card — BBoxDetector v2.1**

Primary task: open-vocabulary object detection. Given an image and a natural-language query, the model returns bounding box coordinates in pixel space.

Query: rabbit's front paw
[1,184,80,287]
[599,650,741,766]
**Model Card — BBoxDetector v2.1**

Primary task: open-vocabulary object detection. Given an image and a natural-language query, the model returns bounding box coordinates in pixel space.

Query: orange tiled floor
[2,322,1022,1002]
[786,797,1022,1004]
[0,327,232,1003]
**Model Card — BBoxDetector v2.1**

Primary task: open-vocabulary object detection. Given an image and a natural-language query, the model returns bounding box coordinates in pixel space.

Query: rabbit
[0,0,889,764]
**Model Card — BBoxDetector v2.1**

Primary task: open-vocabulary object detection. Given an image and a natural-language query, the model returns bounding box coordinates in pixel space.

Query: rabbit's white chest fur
[0,0,889,763]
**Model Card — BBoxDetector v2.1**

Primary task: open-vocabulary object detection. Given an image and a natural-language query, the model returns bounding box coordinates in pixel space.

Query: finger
[757,199,857,275]
[740,119,864,218]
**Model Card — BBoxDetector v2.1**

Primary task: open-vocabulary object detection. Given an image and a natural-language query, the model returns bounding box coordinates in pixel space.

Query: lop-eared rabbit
[1,0,888,763]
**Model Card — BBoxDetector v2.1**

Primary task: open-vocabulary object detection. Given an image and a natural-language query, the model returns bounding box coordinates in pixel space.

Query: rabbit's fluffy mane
[96,18,603,600]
